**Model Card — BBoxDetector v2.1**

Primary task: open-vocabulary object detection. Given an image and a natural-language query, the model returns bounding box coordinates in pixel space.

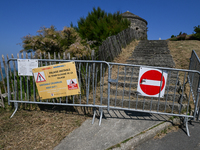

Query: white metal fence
[6,54,200,136]
[7,59,110,125]
[188,50,200,120]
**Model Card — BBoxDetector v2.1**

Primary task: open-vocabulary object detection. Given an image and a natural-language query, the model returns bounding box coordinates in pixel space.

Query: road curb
[112,118,180,150]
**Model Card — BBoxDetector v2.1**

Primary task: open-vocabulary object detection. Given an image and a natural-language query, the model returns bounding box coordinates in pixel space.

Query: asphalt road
[134,121,200,150]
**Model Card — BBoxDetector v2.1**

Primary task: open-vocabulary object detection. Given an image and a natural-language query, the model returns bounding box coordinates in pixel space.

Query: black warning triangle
[71,80,75,84]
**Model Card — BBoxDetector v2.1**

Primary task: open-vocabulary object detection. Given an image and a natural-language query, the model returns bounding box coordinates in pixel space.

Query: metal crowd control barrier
[7,59,111,125]
[7,58,200,136]
[107,62,200,136]
[188,50,200,120]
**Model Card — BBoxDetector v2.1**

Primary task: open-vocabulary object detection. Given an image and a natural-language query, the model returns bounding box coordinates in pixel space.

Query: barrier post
[6,60,10,105]
[197,107,200,121]
[194,76,200,120]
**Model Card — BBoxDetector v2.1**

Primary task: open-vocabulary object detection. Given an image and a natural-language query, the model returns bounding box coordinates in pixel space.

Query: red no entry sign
[137,67,168,97]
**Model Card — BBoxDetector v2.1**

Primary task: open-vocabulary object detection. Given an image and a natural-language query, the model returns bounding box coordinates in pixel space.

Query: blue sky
[0,0,200,58]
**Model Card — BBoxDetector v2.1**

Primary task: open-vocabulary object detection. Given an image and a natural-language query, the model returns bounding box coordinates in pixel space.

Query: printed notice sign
[32,62,80,99]
[18,59,38,76]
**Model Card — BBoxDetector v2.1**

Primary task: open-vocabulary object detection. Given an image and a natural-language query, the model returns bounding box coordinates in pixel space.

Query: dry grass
[168,40,200,69]
[110,40,140,81]
[0,106,91,150]
[113,40,139,64]
[154,125,179,139]
[152,40,200,139]
[168,40,200,110]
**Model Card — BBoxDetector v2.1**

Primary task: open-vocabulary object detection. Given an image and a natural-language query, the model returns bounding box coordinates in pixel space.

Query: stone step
[131,52,171,56]
[133,47,170,50]
[135,42,168,45]
[108,88,184,102]
[102,97,187,113]
[128,56,173,60]
[138,40,168,43]
[126,61,174,65]
[135,45,169,48]
[138,43,168,46]
[131,53,171,57]
[135,46,169,49]
[130,54,173,58]
[126,62,175,68]
[134,47,170,51]
[118,71,179,78]
[117,76,178,84]
[109,82,179,93]
[126,59,173,64]
[132,53,170,56]
[125,61,175,68]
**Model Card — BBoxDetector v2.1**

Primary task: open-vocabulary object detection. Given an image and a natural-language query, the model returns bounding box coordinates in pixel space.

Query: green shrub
[176,33,187,40]
[171,35,176,38]
[193,25,200,40]
[21,26,92,58]
[75,7,130,47]
[169,32,187,41]
[170,25,200,41]
[169,37,178,41]
[185,34,196,40]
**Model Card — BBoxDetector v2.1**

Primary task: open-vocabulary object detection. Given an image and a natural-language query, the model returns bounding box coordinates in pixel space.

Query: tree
[171,35,176,38]
[193,25,200,40]
[21,26,92,58]
[75,7,130,47]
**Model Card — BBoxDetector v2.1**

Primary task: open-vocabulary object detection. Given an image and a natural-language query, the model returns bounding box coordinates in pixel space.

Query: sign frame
[32,62,80,99]
[137,67,168,98]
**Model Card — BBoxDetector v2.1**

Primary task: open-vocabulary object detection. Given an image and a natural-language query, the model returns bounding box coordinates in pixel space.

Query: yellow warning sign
[32,62,80,99]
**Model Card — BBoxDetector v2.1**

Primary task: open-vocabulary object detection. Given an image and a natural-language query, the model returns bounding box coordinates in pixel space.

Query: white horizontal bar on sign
[141,79,162,86]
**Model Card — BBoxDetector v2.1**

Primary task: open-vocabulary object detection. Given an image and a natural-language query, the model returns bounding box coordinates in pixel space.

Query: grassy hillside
[168,40,200,69]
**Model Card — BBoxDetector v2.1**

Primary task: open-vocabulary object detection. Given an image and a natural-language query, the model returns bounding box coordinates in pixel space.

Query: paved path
[134,121,200,150]
[54,110,170,150]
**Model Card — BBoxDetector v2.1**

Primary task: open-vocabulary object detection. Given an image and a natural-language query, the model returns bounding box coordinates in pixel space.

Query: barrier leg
[99,107,103,126]
[197,107,200,121]
[184,117,190,137]
[10,102,18,118]
[92,107,96,124]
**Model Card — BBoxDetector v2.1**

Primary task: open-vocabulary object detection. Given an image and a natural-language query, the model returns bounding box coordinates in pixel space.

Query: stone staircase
[102,40,187,113]
[126,40,175,67]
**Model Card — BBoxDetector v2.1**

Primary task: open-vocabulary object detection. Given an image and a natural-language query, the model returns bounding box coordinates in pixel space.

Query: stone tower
[122,11,148,39]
